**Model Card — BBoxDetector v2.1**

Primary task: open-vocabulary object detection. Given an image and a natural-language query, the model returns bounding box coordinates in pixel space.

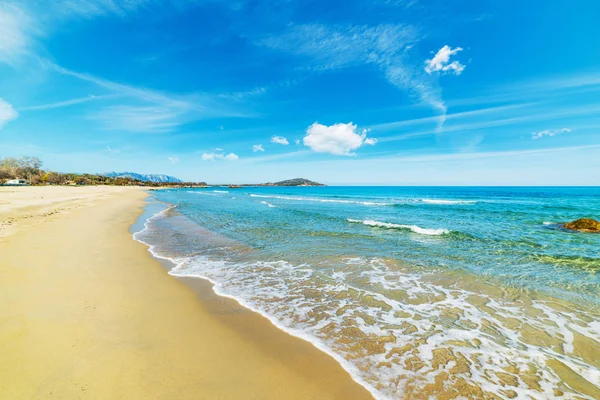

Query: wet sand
[0,186,372,399]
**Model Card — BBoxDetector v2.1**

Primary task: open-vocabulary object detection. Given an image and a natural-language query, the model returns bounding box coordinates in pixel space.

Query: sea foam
[348,218,450,236]
[133,195,600,400]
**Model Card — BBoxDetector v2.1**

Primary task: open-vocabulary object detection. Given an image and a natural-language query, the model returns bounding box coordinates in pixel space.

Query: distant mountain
[103,171,182,183]
[265,178,325,187]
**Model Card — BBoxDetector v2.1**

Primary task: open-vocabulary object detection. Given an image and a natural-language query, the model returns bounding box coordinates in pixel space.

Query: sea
[133,186,600,399]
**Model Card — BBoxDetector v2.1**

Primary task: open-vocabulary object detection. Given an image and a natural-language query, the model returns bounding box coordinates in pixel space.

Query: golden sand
[0,186,372,399]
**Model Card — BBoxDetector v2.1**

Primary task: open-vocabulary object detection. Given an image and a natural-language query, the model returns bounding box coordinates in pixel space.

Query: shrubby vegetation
[0,156,205,187]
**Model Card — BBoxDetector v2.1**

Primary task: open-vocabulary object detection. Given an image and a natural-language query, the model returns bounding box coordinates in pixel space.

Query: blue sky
[1,0,599,185]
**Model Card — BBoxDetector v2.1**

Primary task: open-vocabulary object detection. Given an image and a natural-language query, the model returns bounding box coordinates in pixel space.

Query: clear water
[135,186,600,399]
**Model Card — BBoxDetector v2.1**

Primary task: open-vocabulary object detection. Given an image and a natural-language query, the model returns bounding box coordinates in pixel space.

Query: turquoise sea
[134,186,600,399]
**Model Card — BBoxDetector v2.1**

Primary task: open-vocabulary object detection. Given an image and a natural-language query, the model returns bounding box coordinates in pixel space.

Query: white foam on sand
[167,255,600,400]
[133,204,600,400]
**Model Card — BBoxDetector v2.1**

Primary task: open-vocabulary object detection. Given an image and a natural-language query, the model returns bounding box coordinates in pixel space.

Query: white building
[4,179,29,186]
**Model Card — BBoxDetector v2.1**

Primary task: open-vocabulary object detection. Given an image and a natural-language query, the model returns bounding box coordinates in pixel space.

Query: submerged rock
[563,218,600,233]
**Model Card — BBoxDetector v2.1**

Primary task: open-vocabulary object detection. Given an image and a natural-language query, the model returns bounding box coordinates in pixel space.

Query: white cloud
[425,45,465,75]
[271,135,289,145]
[202,152,239,161]
[168,156,180,164]
[215,147,223,151]
[0,98,19,129]
[252,144,265,152]
[532,128,571,139]
[303,122,376,156]
[106,145,120,154]
[295,139,300,145]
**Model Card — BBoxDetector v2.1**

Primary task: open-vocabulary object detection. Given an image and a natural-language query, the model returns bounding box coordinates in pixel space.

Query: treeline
[0,156,204,187]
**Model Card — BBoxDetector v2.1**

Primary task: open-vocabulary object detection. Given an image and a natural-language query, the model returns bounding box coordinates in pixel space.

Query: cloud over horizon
[303,122,376,155]
[202,152,239,161]
[271,136,289,145]
[532,127,571,139]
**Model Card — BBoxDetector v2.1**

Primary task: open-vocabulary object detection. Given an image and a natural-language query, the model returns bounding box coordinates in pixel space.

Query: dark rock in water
[563,218,600,233]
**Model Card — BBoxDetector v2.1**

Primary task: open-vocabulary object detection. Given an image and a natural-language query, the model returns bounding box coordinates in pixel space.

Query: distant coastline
[1,157,324,188]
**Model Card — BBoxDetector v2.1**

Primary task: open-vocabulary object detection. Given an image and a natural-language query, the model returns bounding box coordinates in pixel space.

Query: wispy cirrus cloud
[168,156,180,164]
[252,144,265,152]
[91,105,182,133]
[0,0,157,65]
[449,71,600,108]
[257,24,450,122]
[1,1,259,134]
[0,3,36,65]
[369,103,530,132]
[19,94,117,111]
[44,62,258,133]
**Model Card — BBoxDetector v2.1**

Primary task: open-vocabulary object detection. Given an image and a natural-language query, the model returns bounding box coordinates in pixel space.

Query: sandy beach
[0,186,372,399]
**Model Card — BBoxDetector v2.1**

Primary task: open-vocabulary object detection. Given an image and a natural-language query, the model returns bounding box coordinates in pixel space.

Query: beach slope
[0,186,371,399]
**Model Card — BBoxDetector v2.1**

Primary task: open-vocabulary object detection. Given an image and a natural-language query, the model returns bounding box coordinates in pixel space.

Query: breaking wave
[347,218,451,236]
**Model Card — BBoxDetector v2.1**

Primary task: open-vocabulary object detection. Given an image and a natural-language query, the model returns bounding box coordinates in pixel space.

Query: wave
[347,218,450,236]
[167,254,600,400]
[213,190,229,193]
[133,203,176,240]
[133,200,600,399]
[250,194,394,206]
[420,198,477,205]
[260,201,277,208]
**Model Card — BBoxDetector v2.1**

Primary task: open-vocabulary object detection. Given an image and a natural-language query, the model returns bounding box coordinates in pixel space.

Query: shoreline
[0,186,372,399]
[132,198,379,399]
[137,189,600,399]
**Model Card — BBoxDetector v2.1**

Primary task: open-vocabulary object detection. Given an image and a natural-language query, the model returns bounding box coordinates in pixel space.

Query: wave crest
[347,218,450,236]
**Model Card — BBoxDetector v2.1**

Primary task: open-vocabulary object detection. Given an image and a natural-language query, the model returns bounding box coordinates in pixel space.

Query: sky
[0,0,599,185]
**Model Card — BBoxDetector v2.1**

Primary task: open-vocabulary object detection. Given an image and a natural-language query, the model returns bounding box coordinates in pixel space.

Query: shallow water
[135,186,600,399]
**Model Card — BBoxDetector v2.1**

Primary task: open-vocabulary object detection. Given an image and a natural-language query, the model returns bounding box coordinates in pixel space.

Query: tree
[17,156,43,180]
[0,157,19,179]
